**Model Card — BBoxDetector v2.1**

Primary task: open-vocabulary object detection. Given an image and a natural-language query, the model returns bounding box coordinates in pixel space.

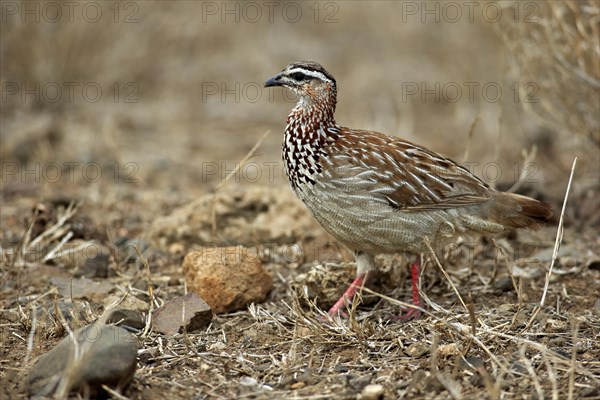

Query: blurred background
[1,0,599,226]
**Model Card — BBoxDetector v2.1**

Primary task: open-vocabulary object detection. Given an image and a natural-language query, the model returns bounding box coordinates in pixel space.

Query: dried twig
[527,157,577,328]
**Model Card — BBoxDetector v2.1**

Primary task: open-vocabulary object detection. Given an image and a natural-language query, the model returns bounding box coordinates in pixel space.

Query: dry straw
[497,0,600,144]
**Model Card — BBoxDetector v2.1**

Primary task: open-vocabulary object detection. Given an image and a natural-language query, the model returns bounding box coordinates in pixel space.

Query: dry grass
[497,0,600,145]
[1,1,599,399]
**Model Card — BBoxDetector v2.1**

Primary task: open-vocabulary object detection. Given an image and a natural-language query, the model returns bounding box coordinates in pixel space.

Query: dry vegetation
[1,1,599,399]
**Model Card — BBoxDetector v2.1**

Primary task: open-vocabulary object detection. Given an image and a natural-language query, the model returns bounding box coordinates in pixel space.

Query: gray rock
[50,276,113,299]
[28,323,138,397]
[106,309,146,331]
[80,251,110,278]
[152,293,212,335]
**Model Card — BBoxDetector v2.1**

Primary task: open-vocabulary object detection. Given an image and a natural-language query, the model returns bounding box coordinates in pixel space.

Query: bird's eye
[290,72,307,82]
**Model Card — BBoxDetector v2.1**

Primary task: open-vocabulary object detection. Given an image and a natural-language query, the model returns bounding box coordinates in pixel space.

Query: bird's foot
[392,305,423,321]
[325,273,368,318]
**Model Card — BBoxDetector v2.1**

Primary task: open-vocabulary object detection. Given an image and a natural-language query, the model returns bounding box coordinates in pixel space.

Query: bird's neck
[283,94,339,189]
[285,94,338,146]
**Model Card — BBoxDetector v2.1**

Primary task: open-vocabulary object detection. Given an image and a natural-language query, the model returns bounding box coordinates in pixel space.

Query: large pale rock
[149,186,321,247]
[182,246,273,313]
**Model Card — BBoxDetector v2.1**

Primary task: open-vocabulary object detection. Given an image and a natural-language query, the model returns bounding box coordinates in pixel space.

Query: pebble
[106,308,146,331]
[182,246,272,313]
[113,237,150,264]
[103,293,149,312]
[79,250,110,278]
[360,383,385,400]
[405,342,430,358]
[50,276,113,300]
[493,276,514,292]
[458,356,485,370]
[497,303,516,314]
[587,258,600,271]
[152,292,212,335]
[437,343,460,357]
[27,323,138,397]
[55,240,109,275]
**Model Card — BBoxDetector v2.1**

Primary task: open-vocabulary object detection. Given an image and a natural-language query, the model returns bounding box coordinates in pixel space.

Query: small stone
[587,258,600,271]
[493,276,514,292]
[437,343,460,357]
[360,384,384,400]
[28,323,137,397]
[510,264,543,279]
[50,276,113,300]
[139,348,157,365]
[152,293,212,335]
[458,356,485,370]
[114,238,150,264]
[348,375,374,391]
[168,242,185,254]
[511,361,527,374]
[209,341,226,351]
[290,381,305,389]
[104,294,149,312]
[106,309,145,331]
[405,342,430,358]
[514,311,528,327]
[244,328,258,339]
[182,246,272,314]
[535,246,577,263]
[55,240,108,271]
[132,279,150,291]
[334,363,349,373]
[497,303,516,314]
[545,318,567,332]
[594,299,600,314]
[296,326,312,338]
[409,369,441,392]
[80,251,110,278]
[581,386,600,398]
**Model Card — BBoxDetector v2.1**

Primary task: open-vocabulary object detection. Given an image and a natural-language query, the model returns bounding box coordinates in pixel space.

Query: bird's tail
[489,192,553,230]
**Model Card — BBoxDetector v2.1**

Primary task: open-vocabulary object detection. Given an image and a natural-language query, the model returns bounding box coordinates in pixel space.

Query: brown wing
[324,128,493,211]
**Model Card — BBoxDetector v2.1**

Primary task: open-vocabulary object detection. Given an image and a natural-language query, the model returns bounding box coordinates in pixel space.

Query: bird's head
[265,61,337,104]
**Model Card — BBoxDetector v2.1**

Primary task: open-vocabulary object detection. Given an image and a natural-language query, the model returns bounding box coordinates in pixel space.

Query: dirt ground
[1,1,599,399]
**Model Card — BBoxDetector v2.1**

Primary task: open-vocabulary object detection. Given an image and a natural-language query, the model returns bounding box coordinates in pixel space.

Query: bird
[265,61,553,319]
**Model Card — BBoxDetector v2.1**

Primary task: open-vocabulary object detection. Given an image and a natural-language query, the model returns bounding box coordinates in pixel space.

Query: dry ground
[1,1,599,399]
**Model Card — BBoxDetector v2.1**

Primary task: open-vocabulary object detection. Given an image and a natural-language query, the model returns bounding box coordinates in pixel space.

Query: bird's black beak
[264,73,283,88]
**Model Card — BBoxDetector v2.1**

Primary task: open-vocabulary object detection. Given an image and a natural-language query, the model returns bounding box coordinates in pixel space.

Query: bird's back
[296,127,552,254]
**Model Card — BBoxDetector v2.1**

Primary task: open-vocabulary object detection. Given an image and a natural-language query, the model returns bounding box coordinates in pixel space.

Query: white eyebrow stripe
[287,68,331,83]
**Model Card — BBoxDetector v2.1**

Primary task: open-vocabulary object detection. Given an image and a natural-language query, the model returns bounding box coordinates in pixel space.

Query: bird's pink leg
[327,272,368,316]
[399,258,423,321]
